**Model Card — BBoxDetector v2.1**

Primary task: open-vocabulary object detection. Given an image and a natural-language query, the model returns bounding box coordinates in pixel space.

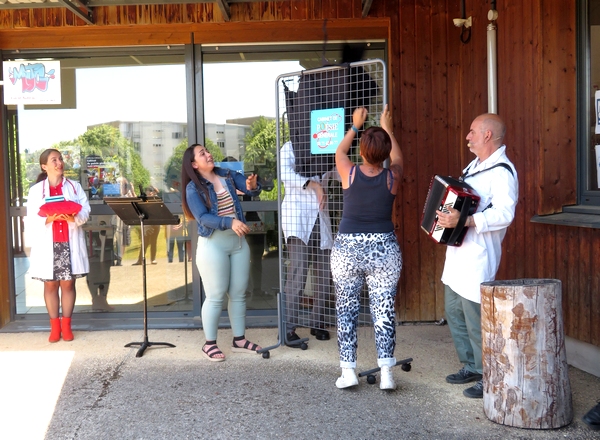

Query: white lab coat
[441,146,519,303]
[26,177,91,280]
[280,141,334,250]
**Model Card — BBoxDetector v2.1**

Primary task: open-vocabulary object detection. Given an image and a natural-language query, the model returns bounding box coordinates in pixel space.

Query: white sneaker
[380,366,396,390]
[336,368,359,389]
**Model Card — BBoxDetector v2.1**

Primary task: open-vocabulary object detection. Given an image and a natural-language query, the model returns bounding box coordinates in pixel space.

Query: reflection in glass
[11,55,191,315]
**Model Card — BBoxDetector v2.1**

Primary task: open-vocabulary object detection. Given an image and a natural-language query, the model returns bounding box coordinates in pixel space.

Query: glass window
[8,49,193,316]
[6,42,386,324]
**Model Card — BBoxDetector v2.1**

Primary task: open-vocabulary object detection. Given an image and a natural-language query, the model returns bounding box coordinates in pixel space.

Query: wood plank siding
[0,0,598,349]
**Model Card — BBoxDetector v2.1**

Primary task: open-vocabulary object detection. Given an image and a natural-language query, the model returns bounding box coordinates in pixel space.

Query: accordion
[421,175,480,246]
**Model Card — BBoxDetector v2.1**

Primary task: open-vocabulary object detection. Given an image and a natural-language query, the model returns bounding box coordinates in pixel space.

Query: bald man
[435,113,519,398]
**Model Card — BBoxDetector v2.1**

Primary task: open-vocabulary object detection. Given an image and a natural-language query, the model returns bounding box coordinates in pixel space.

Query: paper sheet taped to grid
[276,59,387,336]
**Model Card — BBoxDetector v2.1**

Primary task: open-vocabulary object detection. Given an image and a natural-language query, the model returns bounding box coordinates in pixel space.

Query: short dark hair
[359,127,391,165]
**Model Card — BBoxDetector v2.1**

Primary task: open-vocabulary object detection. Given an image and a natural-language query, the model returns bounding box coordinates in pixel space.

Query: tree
[78,125,149,190]
[41,125,150,193]
[243,117,277,170]
[242,116,287,200]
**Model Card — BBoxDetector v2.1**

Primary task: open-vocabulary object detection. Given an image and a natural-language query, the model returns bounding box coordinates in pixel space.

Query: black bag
[284,65,378,178]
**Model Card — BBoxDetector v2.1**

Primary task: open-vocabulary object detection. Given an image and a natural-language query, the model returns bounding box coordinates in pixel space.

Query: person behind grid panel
[331,105,404,390]
[181,144,263,362]
[280,140,336,345]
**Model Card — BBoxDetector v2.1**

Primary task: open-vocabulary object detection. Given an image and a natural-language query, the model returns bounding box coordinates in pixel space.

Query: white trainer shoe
[336,368,359,389]
[380,365,396,390]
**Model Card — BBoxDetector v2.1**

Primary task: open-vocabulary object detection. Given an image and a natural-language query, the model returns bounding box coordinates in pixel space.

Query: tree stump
[480,279,573,429]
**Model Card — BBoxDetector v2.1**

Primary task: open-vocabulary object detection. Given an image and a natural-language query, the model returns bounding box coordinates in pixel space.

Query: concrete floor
[1,324,599,440]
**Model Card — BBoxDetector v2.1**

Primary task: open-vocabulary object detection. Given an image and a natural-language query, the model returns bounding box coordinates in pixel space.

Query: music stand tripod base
[125,339,176,358]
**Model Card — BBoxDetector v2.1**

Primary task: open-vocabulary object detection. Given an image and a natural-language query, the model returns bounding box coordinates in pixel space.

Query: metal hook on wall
[454,0,472,44]
[460,27,472,44]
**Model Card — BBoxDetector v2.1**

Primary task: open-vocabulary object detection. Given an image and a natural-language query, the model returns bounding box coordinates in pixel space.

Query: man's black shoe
[446,367,482,384]
[583,401,600,431]
[311,328,330,341]
[285,331,303,348]
[463,380,484,398]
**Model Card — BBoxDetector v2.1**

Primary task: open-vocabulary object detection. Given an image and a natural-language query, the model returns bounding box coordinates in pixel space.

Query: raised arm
[336,107,368,189]
[380,104,403,179]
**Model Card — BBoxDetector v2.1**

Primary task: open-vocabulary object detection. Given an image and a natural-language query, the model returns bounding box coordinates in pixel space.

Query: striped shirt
[216,186,236,218]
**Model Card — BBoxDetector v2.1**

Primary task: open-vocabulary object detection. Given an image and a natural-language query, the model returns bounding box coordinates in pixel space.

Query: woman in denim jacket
[181,143,262,361]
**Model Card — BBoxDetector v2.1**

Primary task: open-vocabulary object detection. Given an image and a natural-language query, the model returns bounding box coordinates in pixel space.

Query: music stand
[105,195,179,357]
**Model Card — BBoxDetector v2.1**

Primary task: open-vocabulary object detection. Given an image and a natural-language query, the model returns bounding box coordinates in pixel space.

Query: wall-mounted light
[453,16,472,28]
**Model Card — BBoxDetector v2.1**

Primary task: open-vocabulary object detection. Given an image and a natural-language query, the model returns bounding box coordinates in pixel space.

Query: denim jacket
[186,167,262,238]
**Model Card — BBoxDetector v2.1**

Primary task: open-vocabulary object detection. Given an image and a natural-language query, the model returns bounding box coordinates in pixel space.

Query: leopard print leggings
[331,232,402,368]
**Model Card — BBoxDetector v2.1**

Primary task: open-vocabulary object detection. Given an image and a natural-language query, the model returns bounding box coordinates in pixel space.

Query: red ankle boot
[49,318,61,343]
[61,317,74,342]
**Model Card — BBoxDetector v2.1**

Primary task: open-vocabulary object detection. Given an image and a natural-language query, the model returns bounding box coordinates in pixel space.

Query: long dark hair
[35,148,61,183]
[181,144,211,220]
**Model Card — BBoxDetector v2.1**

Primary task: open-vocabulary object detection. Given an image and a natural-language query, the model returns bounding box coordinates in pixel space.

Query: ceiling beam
[0,0,374,23]
[214,0,230,21]
[58,0,94,24]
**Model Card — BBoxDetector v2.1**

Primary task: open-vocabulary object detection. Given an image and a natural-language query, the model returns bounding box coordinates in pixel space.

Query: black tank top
[338,166,396,233]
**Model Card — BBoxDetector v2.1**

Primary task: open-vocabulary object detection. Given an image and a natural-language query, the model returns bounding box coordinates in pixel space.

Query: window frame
[577,0,600,207]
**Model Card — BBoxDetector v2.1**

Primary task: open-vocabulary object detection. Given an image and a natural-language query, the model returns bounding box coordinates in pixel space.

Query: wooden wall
[0,0,598,348]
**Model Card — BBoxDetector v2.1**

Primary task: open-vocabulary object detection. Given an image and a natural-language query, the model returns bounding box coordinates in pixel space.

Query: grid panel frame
[275,59,387,337]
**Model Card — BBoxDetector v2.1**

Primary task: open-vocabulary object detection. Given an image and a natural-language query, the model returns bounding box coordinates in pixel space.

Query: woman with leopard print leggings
[331,105,404,390]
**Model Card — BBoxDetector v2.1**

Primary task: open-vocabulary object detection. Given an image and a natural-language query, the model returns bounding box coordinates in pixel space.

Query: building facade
[0,0,599,377]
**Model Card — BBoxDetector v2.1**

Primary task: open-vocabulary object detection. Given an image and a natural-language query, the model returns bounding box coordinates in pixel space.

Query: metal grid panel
[275,59,387,341]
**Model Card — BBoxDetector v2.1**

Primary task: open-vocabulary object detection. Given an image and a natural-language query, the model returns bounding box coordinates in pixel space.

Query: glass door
[7,48,193,318]
[200,42,386,311]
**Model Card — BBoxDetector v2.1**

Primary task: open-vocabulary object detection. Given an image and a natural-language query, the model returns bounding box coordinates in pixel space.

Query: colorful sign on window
[3,60,61,105]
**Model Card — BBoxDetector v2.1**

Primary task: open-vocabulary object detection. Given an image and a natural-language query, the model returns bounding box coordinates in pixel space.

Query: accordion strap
[460,162,514,181]
[460,162,514,213]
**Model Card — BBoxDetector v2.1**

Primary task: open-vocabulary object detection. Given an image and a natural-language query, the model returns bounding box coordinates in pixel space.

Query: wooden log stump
[480,279,573,429]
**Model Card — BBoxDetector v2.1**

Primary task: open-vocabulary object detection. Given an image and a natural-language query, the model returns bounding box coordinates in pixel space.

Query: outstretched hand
[380,104,392,133]
[246,173,258,191]
[352,107,368,130]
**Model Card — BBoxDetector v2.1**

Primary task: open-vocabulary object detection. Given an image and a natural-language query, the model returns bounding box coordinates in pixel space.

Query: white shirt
[280,141,334,249]
[441,146,519,303]
[26,178,91,280]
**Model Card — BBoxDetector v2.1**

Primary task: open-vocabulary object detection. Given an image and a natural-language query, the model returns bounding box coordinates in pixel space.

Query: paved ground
[1,324,599,440]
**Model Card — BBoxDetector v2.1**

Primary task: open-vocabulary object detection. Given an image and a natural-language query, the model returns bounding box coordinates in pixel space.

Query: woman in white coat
[27,149,90,342]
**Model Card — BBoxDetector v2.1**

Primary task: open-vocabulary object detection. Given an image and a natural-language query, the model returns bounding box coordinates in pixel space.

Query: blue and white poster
[310,108,345,155]
[596,90,600,134]
[3,60,61,105]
